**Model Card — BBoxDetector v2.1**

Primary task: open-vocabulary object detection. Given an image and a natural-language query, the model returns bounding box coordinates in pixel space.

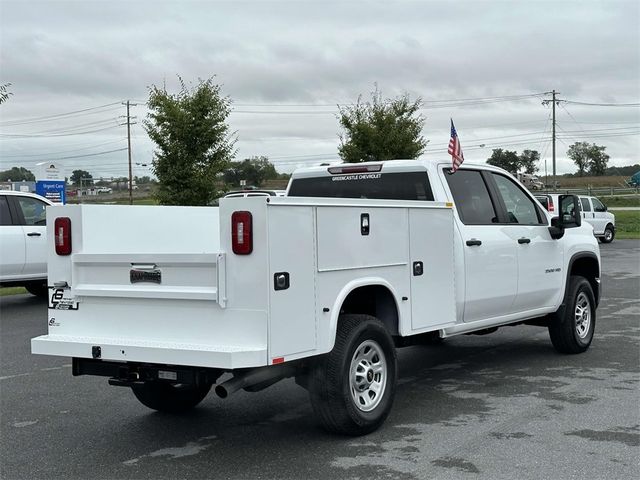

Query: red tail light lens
[548,197,554,213]
[54,217,72,256]
[231,211,253,255]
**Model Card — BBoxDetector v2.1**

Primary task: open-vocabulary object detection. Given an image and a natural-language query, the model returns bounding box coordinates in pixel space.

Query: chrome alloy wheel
[349,340,387,412]
[604,229,613,242]
[575,292,592,339]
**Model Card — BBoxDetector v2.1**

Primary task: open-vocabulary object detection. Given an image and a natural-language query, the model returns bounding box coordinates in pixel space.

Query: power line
[0,124,122,138]
[564,100,640,107]
[0,102,123,126]
[0,139,127,158]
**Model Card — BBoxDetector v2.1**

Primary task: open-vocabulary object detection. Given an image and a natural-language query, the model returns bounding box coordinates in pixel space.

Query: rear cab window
[444,169,498,224]
[0,196,13,226]
[288,171,434,201]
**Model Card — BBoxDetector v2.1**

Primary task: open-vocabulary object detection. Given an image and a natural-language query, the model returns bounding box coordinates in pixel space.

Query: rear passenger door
[488,173,563,312]
[0,195,26,279]
[13,196,48,277]
[443,169,518,323]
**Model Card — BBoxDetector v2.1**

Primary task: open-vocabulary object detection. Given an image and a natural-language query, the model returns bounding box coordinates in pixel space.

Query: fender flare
[326,277,403,352]
[558,252,601,319]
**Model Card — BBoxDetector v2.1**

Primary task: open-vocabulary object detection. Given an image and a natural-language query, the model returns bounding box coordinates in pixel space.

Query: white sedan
[0,190,53,297]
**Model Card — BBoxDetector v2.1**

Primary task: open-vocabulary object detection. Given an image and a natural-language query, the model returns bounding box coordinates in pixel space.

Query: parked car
[535,193,615,243]
[0,190,53,297]
[224,189,286,198]
[628,171,640,187]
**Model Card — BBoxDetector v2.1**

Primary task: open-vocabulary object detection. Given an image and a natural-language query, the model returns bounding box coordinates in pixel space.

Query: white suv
[0,190,53,297]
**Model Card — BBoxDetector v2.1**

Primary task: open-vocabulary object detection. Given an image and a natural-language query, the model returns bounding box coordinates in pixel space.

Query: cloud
[1,0,638,176]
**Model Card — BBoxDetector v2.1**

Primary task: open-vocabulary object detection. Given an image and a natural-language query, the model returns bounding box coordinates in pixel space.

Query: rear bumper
[31,334,267,370]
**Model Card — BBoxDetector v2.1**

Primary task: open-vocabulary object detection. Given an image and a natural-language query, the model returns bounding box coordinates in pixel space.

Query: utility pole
[542,90,561,191]
[122,100,137,205]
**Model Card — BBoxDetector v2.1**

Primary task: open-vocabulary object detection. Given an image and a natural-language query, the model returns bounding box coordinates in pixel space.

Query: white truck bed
[32,197,456,369]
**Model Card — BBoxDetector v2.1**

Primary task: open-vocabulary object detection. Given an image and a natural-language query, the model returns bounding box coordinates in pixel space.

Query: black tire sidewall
[132,381,211,413]
[566,277,596,349]
[602,226,614,243]
[337,320,397,429]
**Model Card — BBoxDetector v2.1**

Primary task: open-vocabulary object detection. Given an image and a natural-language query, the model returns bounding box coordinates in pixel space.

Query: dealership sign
[35,162,66,204]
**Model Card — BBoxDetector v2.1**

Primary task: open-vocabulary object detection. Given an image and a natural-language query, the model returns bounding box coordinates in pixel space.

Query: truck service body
[32,160,600,435]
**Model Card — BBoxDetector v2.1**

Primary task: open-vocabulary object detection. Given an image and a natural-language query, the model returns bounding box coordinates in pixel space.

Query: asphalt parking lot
[1,240,638,480]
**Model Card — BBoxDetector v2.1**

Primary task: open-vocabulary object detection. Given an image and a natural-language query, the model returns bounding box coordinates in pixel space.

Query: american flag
[448,119,464,172]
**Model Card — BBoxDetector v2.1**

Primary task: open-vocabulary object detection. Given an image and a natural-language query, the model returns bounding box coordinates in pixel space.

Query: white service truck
[32,160,601,435]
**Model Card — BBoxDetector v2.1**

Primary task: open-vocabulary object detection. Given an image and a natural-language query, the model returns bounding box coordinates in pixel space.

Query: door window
[0,196,12,226]
[445,170,498,224]
[591,197,606,212]
[16,197,48,225]
[580,198,592,212]
[491,173,544,225]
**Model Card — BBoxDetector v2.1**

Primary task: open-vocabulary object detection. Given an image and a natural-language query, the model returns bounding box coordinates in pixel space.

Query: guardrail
[537,187,640,196]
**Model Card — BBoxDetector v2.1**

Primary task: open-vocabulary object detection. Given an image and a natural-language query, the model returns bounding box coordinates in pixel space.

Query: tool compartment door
[408,207,456,331]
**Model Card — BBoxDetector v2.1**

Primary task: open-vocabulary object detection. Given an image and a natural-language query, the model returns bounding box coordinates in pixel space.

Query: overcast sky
[1,0,639,180]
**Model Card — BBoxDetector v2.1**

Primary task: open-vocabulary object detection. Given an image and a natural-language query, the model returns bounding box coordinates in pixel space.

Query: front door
[489,173,564,312]
[590,197,608,235]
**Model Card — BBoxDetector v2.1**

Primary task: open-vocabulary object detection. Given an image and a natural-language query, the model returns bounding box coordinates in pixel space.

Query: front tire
[548,276,596,354]
[131,381,212,413]
[600,225,615,244]
[308,314,397,436]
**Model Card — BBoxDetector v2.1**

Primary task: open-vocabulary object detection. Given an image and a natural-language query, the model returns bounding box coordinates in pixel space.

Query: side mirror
[558,195,582,228]
[549,195,581,239]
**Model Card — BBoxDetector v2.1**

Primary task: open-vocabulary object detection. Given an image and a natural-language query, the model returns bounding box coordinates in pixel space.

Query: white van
[535,194,615,243]
[578,196,616,243]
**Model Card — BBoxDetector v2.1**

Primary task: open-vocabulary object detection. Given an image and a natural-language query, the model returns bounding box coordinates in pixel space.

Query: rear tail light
[548,197,554,213]
[54,217,72,256]
[231,211,253,255]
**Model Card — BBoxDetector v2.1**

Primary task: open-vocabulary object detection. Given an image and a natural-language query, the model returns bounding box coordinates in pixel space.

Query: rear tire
[132,381,212,413]
[308,314,397,436]
[25,282,48,299]
[548,276,596,354]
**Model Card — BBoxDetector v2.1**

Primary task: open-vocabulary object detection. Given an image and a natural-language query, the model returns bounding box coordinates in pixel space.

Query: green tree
[70,169,93,186]
[0,166,35,182]
[0,83,11,105]
[486,149,520,174]
[567,142,610,176]
[224,156,278,187]
[145,76,236,205]
[486,149,541,175]
[518,149,540,174]
[338,87,427,163]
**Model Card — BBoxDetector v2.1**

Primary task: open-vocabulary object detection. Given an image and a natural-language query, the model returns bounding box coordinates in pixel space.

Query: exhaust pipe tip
[215,385,230,399]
